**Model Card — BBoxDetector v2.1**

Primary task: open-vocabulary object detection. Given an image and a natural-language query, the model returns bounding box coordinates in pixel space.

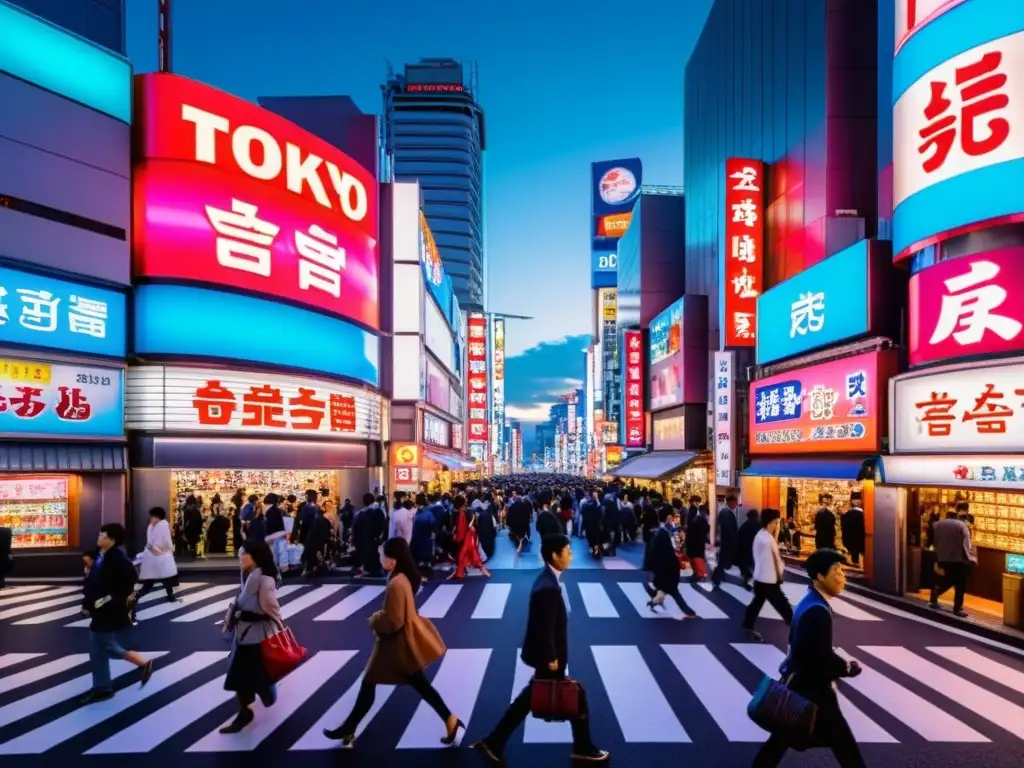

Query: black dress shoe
[79,690,115,705]
[473,739,505,764]
[218,707,254,734]
[571,747,610,761]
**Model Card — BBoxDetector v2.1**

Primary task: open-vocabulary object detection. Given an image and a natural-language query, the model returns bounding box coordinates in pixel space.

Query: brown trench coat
[364,572,446,684]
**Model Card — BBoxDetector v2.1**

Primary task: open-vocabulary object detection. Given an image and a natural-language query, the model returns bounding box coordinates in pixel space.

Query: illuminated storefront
[128,73,382,539]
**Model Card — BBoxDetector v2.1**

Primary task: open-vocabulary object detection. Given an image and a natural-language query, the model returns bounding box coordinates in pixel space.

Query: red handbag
[529,677,581,721]
[260,625,308,683]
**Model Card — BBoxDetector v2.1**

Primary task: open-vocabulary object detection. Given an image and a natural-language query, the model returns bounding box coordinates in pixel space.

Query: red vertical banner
[623,330,646,448]
[466,313,489,446]
[724,158,765,347]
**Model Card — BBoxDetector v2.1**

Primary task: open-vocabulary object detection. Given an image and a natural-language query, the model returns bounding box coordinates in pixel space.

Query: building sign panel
[750,351,892,455]
[724,159,764,346]
[756,240,870,365]
[623,330,645,448]
[125,365,381,440]
[0,358,123,439]
[909,246,1024,366]
[422,412,451,448]
[653,410,686,451]
[713,351,736,486]
[466,313,488,445]
[492,318,505,457]
[892,359,1024,453]
[649,298,684,410]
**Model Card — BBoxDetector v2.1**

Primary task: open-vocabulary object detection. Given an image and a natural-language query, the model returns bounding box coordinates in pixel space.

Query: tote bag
[747,674,818,739]
[260,621,308,683]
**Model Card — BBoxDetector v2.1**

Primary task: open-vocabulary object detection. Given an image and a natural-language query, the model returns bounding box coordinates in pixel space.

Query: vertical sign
[600,288,620,442]
[713,351,736,487]
[492,318,506,459]
[724,159,765,347]
[467,313,488,446]
[623,330,646,448]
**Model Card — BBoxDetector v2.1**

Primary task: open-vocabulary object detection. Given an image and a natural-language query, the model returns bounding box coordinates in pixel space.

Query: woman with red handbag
[324,536,464,747]
[219,538,288,734]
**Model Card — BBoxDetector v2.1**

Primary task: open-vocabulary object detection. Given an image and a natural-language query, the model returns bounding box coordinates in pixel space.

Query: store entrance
[772,477,867,572]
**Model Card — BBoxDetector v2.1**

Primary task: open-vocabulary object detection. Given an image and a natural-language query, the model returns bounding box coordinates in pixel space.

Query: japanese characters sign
[883,454,1024,495]
[749,351,891,455]
[893,20,1024,260]
[724,159,765,346]
[895,0,965,53]
[132,74,378,330]
[713,351,736,486]
[466,313,489,445]
[492,318,506,457]
[909,246,1024,366]
[891,360,1024,453]
[623,330,646,448]
[124,366,382,440]
[0,359,124,439]
[756,240,870,365]
[0,266,126,358]
[422,412,451,448]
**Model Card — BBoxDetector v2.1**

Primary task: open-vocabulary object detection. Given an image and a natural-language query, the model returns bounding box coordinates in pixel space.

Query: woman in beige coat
[323,536,463,747]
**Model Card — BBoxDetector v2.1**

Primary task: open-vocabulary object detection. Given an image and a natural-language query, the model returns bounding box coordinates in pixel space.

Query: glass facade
[684,0,880,347]
[384,59,486,309]
[8,0,125,55]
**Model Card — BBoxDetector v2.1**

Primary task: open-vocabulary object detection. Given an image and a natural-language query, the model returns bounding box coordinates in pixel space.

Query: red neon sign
[723,158,765,347]
[623,330,646,448]
[405,84,464,93]
[467,314,488,444]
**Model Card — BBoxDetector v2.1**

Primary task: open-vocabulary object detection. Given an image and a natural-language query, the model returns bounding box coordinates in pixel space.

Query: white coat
[138,519,178,581]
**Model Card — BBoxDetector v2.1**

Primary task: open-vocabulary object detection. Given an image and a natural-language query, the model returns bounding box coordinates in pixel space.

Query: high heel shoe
[646,599,657,611]
[441,717,466,745]
[322,726,356,746]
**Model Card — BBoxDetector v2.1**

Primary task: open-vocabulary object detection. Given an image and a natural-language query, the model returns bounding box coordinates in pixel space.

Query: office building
[8,0,125,54]
[383,58,486,309]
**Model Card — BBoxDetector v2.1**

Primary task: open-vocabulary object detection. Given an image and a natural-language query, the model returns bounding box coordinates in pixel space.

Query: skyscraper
[383,58,486,310]
[7,0,125,54]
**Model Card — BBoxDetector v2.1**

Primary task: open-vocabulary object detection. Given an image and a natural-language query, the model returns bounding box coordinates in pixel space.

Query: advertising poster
[0,358,123,439]
[425,360,451,414]
[649,298,684,410]
[749,351,891,454]
[419,212,456,329]
[466,314,489,445]
[492,318,506,456]
[391,442,420,489]
[592,158,643,249]
[909,246,1024,366]
[623,330,645,448]
[0,267,127,359]
[893,3,1024,260]
[723,159,764,347]
[125,366,382,440]
[132,73,379,330]
[756,240,871,365]
[599,288,620,441]
[653,409,686,451]
[713,352,736,487]
[892,360,1024,453]
[422,412,451,448]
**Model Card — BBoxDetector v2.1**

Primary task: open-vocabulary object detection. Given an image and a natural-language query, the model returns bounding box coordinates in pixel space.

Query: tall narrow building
[383,58,486,310]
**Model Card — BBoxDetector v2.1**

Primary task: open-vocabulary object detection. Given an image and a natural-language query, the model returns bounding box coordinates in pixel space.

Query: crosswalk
[1,578,888,627]
[0,642,1021,753]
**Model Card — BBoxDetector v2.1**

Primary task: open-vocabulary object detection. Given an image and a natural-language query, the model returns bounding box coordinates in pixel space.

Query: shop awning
[425,451,469,471]
[0,442,127,472]
[607,450,698,480]
[743,457,878,481]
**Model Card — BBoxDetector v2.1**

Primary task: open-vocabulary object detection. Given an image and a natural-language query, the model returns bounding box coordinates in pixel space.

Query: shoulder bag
[747,673,818,738]
[529,676,581,722]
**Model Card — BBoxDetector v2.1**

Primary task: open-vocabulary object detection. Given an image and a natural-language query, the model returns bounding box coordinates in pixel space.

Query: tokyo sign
[466,314,489,445]
[723,159,764,346]
[909,246,1024,366]
[891,360,1024,453]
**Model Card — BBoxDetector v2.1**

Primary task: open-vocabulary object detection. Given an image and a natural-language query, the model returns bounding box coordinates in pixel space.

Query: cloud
[504,334,589,423]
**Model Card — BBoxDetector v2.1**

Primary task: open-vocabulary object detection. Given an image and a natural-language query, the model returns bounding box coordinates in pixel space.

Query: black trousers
[931,561,969,612]
[340,670,450,734]
[485,668,593,752]
[643,582,696,616]
[742,581,794,630]
[752,692,866,767]
[711,552,734,586]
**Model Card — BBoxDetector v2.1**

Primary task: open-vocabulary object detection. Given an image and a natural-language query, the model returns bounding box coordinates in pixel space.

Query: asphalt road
[1,532,1023,767]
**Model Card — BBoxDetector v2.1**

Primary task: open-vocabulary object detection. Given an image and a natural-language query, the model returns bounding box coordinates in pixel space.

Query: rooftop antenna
[157,0,173,73]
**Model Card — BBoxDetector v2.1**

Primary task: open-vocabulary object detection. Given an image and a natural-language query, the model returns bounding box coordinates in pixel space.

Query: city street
[1,534,1023,767]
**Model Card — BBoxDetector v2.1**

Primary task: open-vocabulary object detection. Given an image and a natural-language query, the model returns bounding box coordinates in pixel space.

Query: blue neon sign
[755,241,870,365]
[134,285,380,388]
[0,266,126,358]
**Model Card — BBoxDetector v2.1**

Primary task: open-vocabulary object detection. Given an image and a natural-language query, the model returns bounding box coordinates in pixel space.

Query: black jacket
[685,513,709,559]
[521,567,567,673]
[643,527,681,592]
[507,499,532,536]
[83,546,136,632]
[717,506,739,561]
[814,508,837,549]
[736,518,760,569]
[536,509,563,539]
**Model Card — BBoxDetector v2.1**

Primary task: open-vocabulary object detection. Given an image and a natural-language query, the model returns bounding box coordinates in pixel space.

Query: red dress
[454,510,484,578]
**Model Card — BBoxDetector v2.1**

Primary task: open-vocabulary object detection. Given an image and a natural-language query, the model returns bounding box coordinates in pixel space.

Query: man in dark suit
[752,548,866,767]
[711,493,740,588]
[474,534,608,763]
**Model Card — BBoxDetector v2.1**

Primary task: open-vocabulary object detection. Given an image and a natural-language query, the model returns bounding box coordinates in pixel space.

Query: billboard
[424,297,455,373]
[893,2,1024,260]
[0,357,123,439]
[909,246,1024,366]
[466,313,488,445]
[492,318,506,456]
[756,240,870,364]
[422,412,451,448]
[649,298,683,410]
[420,211,457,329]
[0,266,126,358]
[592,158,643,250]
[891,359,1024,453]
[653,409,687,451]
[724,159,765,347]
[134,284,379,387]
[592,250,617,290]
[598,288,620,441]
[623,330,645,448]
[713,351,736,487]
[125,366,382,440]
[132,73,378,329]
[749,350,895,455]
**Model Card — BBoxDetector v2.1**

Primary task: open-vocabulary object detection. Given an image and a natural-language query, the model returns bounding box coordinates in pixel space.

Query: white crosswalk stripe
[577,583,618,618]
[0,653,44,672]
[0,584,53,597]
[17,582,208,626]
[471,582,512,619]
[313,585,385,621]
[0,585,79,609]
[0,643,1022,752]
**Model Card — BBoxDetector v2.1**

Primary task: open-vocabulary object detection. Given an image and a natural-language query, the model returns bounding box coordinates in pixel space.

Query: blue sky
[125,0,712,424]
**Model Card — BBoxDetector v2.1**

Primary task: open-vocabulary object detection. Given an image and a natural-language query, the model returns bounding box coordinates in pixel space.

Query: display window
[776,478,864,566]
[0,475,80,549]
[170,469,340,519]
[619,464,713,507]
